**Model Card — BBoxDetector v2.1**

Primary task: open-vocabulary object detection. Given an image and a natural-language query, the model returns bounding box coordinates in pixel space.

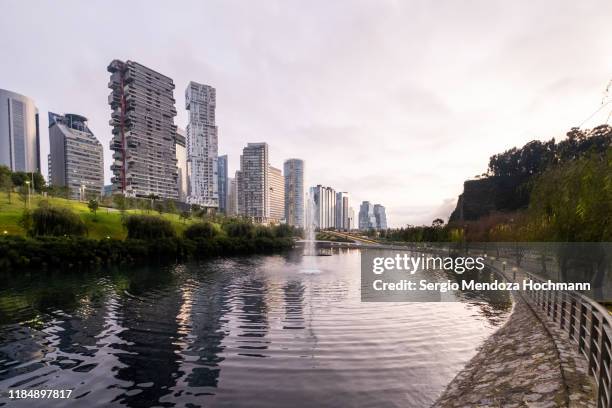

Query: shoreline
[433,283,596,407]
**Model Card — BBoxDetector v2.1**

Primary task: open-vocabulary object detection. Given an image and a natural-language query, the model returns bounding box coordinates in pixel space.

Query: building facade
[358,201,376,230]
[310,185,336,229]
[108,60,179,199]
[227,176,238,216]
[237,143,269,223]
[0,89,40,173]
[374,204,388,229]
[48,113,104,200]
[335,191,350,231]
[217,154,228,214]
[283,159,304,228]
[176,128,188,202]
[268,165,285,223]
[185,81,218,208]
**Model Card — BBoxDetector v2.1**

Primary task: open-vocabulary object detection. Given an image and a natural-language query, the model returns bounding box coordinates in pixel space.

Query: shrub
[184,222,219,240]
[123,215,175,240]
[30,206,87,237]
[223,219,255,238]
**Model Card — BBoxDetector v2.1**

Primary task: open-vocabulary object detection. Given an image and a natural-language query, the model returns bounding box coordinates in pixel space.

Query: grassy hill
[0,192,194,240]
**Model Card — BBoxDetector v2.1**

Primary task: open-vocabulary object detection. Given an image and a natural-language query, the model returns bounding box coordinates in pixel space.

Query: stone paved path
[434,265,597,408]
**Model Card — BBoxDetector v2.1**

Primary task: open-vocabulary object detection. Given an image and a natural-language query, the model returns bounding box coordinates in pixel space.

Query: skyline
[2,1,612,227]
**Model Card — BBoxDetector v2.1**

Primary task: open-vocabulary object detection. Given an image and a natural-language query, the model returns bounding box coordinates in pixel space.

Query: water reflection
[0,249,510,407]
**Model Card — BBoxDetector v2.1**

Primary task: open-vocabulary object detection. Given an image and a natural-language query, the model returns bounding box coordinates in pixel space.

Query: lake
[0,248,510,407]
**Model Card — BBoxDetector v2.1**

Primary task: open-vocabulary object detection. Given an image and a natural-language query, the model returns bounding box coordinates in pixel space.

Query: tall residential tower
[284,159,304,228]
[237,143,269,223]
[48,113,104,200]
[185,81,218,208]
[217,155,228,213]
[268,165,285,223]
[107,60,179,199]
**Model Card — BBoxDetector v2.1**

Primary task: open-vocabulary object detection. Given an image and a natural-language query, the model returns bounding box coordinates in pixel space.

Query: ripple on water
[0,249,510,408]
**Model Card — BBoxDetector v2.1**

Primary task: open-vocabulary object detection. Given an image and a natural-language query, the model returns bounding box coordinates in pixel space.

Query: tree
[155,202,164,214]
[165,199,176,214]
[113,194,128,215]
[88,199,99,215]
[432,218,445,228]
[10,172,28,187]
[0,165,13,204]
[17,185,29,208]
[17,208,33,234]
[179,210,190,223]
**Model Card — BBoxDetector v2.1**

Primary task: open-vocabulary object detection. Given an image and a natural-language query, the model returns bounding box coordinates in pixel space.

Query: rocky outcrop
[449,175,530,222]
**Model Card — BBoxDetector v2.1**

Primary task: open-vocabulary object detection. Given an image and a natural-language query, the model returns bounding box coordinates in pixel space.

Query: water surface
[0,248,510,407]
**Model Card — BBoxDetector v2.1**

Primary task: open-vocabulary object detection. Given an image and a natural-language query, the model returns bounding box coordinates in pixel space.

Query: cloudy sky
[2,0,612,227]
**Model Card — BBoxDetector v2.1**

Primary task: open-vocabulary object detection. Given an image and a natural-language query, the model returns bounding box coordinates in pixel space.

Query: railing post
[569,297,577,340]
[595,317,606,407]
[579,303,587,354]
[588,308,597,374]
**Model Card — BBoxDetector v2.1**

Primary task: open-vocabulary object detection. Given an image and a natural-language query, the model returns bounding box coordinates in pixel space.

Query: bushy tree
[123,215,175,240]
[88,199,99,215]
[30,206,87,237]
[184,222,219,240]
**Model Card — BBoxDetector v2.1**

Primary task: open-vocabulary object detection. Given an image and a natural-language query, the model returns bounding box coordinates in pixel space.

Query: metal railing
[521,270,612,408]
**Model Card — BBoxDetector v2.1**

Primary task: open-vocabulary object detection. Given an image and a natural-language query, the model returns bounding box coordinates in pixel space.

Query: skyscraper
[48,113,104,200]
[374,204,388,229]
[284,159,304,228]
[227,176,238,216]
[107,60,179,199]
[358,201,377,230]
[237,143,269,223]
[185,81,218,208]
[0,89,40,173]
[217,155,228,214]
[268,165,285,223]
[335,191,350,231]
[176,128,188,202]
[348,207,355,231]
[310,185,336,229]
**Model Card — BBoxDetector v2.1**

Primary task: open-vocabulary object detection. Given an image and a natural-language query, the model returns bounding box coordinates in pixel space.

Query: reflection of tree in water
[113,265,184,407]
[444,268,512,327]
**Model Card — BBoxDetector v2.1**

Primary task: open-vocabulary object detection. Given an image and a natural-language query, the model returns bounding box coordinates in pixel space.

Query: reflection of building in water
[282,281,305,330]
[182,276,229,389]
[113,268,183,407]
[236,277,270,356]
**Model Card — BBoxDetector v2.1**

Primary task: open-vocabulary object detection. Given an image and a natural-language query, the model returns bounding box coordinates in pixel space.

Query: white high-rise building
[335,192,350,231]
[268,165,285,223]
[284,159,304,228]
[310,185,336,229]
[48,113,103,200]
[0,89,41,173]
[227,176,238,216]
[176,128,188,202]
[185,81,218,208]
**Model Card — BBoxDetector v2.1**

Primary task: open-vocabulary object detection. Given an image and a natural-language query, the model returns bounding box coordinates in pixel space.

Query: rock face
[449,175,530,222]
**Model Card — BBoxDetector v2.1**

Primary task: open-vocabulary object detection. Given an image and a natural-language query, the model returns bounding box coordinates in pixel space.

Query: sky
[1,0,612,227]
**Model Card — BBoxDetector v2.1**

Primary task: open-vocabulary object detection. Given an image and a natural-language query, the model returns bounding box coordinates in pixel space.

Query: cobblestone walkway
[434,283,597,407]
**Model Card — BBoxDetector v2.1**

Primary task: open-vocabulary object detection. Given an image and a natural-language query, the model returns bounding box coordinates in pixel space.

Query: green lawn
[0,192,196,240]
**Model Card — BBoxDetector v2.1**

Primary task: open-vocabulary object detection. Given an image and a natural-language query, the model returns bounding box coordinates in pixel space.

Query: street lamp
[24,180,31,208]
